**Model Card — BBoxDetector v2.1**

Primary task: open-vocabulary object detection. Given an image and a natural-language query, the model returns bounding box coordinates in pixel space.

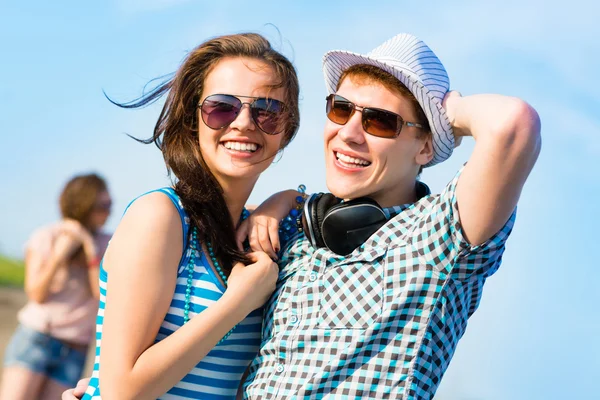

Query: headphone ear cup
[312,193,339,248]
[304,193,323,248]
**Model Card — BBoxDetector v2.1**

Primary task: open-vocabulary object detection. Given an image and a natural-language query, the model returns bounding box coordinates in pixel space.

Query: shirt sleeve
[412,167,517,280]
[25,226,55,260]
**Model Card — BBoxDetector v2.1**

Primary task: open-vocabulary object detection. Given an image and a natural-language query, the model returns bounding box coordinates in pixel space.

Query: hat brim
[323,50,454,167]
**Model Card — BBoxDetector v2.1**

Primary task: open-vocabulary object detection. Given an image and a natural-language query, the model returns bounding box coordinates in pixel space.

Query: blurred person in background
[0,173,111,400]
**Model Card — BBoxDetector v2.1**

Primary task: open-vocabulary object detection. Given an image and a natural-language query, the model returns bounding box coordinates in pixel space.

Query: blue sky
[1,0,599,398]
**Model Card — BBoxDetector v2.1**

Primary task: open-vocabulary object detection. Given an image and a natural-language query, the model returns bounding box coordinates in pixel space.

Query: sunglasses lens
[363,109,399,138]
[95,201,112,212]
[326,94,401,138]
[326,94,355,124]
[252,98,285,135]
[201,94,241,129]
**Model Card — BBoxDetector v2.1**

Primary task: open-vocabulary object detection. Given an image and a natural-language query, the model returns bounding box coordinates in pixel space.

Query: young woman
[1,173,111,400]
[79,33,300,399]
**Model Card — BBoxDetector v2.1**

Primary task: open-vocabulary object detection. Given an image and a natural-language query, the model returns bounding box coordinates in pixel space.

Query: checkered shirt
[242,170,516,399]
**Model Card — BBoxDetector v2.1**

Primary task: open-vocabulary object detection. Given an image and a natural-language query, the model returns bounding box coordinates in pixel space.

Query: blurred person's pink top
[17,223,110,346]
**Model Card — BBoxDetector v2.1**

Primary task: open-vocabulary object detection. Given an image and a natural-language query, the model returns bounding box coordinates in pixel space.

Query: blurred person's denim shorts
[3,323,87,387]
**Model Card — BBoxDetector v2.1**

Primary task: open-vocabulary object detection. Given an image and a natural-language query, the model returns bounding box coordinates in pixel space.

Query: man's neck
[368,179,421,208]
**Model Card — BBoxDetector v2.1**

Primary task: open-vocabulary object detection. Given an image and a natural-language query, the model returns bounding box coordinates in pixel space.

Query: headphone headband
[302,181,431,255]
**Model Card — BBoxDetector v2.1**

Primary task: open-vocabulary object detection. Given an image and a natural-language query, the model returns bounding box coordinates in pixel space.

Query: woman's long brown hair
[59,173,108,232]
[111,33,300,273]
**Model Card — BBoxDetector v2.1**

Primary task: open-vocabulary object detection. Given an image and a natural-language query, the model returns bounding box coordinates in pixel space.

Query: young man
[240,33,540,399]
[63,33,540,400]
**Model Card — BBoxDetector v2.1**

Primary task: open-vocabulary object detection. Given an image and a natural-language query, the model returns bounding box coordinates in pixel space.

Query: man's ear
[415,135,434,166]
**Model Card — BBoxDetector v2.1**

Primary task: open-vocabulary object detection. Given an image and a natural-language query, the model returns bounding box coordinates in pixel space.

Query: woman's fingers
[235,218,249,251]
[268,219,280,256]
[249,223,266,254]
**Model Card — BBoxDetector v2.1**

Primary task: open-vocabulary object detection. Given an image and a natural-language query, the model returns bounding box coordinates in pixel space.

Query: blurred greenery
[0,255,25,287]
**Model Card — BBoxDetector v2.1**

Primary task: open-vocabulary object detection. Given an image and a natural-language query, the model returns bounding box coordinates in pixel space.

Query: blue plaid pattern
[243,169,516,399]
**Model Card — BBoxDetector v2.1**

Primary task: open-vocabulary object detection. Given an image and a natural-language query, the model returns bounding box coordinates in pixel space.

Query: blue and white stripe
[83,188,262,400]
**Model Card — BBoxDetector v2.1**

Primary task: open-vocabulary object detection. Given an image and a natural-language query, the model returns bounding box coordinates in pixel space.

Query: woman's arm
[98,192,277,400]
[86,232,110,299]
[25,232,82,303]
[87,265,100,299]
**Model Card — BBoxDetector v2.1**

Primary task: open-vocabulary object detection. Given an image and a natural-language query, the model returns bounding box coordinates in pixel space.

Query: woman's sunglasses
[325,94,423,139]
[93,200,112,212]
[199,94,287,135]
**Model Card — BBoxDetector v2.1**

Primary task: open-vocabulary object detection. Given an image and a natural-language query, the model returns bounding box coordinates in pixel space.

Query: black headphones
[302,182,431,256]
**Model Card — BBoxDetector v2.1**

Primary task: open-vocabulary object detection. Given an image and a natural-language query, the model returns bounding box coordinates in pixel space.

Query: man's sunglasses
[199,94,287,135]
[325,94,423,139]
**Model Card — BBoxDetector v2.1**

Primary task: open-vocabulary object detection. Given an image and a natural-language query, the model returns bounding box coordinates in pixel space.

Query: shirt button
[309,273,317,282]
[289,315,298,324]
[275,364,284,373]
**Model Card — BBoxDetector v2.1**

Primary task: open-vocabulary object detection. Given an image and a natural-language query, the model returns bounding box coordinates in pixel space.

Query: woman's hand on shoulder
[52,231,84,261]
[236,190,301,259]
[60,219,93,243]
[59,219,97,261]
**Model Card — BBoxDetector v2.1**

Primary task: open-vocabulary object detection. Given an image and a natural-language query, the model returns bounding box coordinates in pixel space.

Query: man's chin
[326,172,373,199]
[327,186,364,201]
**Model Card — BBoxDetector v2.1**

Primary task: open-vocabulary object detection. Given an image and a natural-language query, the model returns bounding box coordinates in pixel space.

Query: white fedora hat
[323,33,454,167]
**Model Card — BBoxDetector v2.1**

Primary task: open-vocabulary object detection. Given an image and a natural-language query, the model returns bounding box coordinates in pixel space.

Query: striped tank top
[83,188,263,399]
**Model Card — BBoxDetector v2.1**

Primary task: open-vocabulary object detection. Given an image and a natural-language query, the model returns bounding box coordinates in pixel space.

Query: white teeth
[223,141,258,152]
[335,152,370,166]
